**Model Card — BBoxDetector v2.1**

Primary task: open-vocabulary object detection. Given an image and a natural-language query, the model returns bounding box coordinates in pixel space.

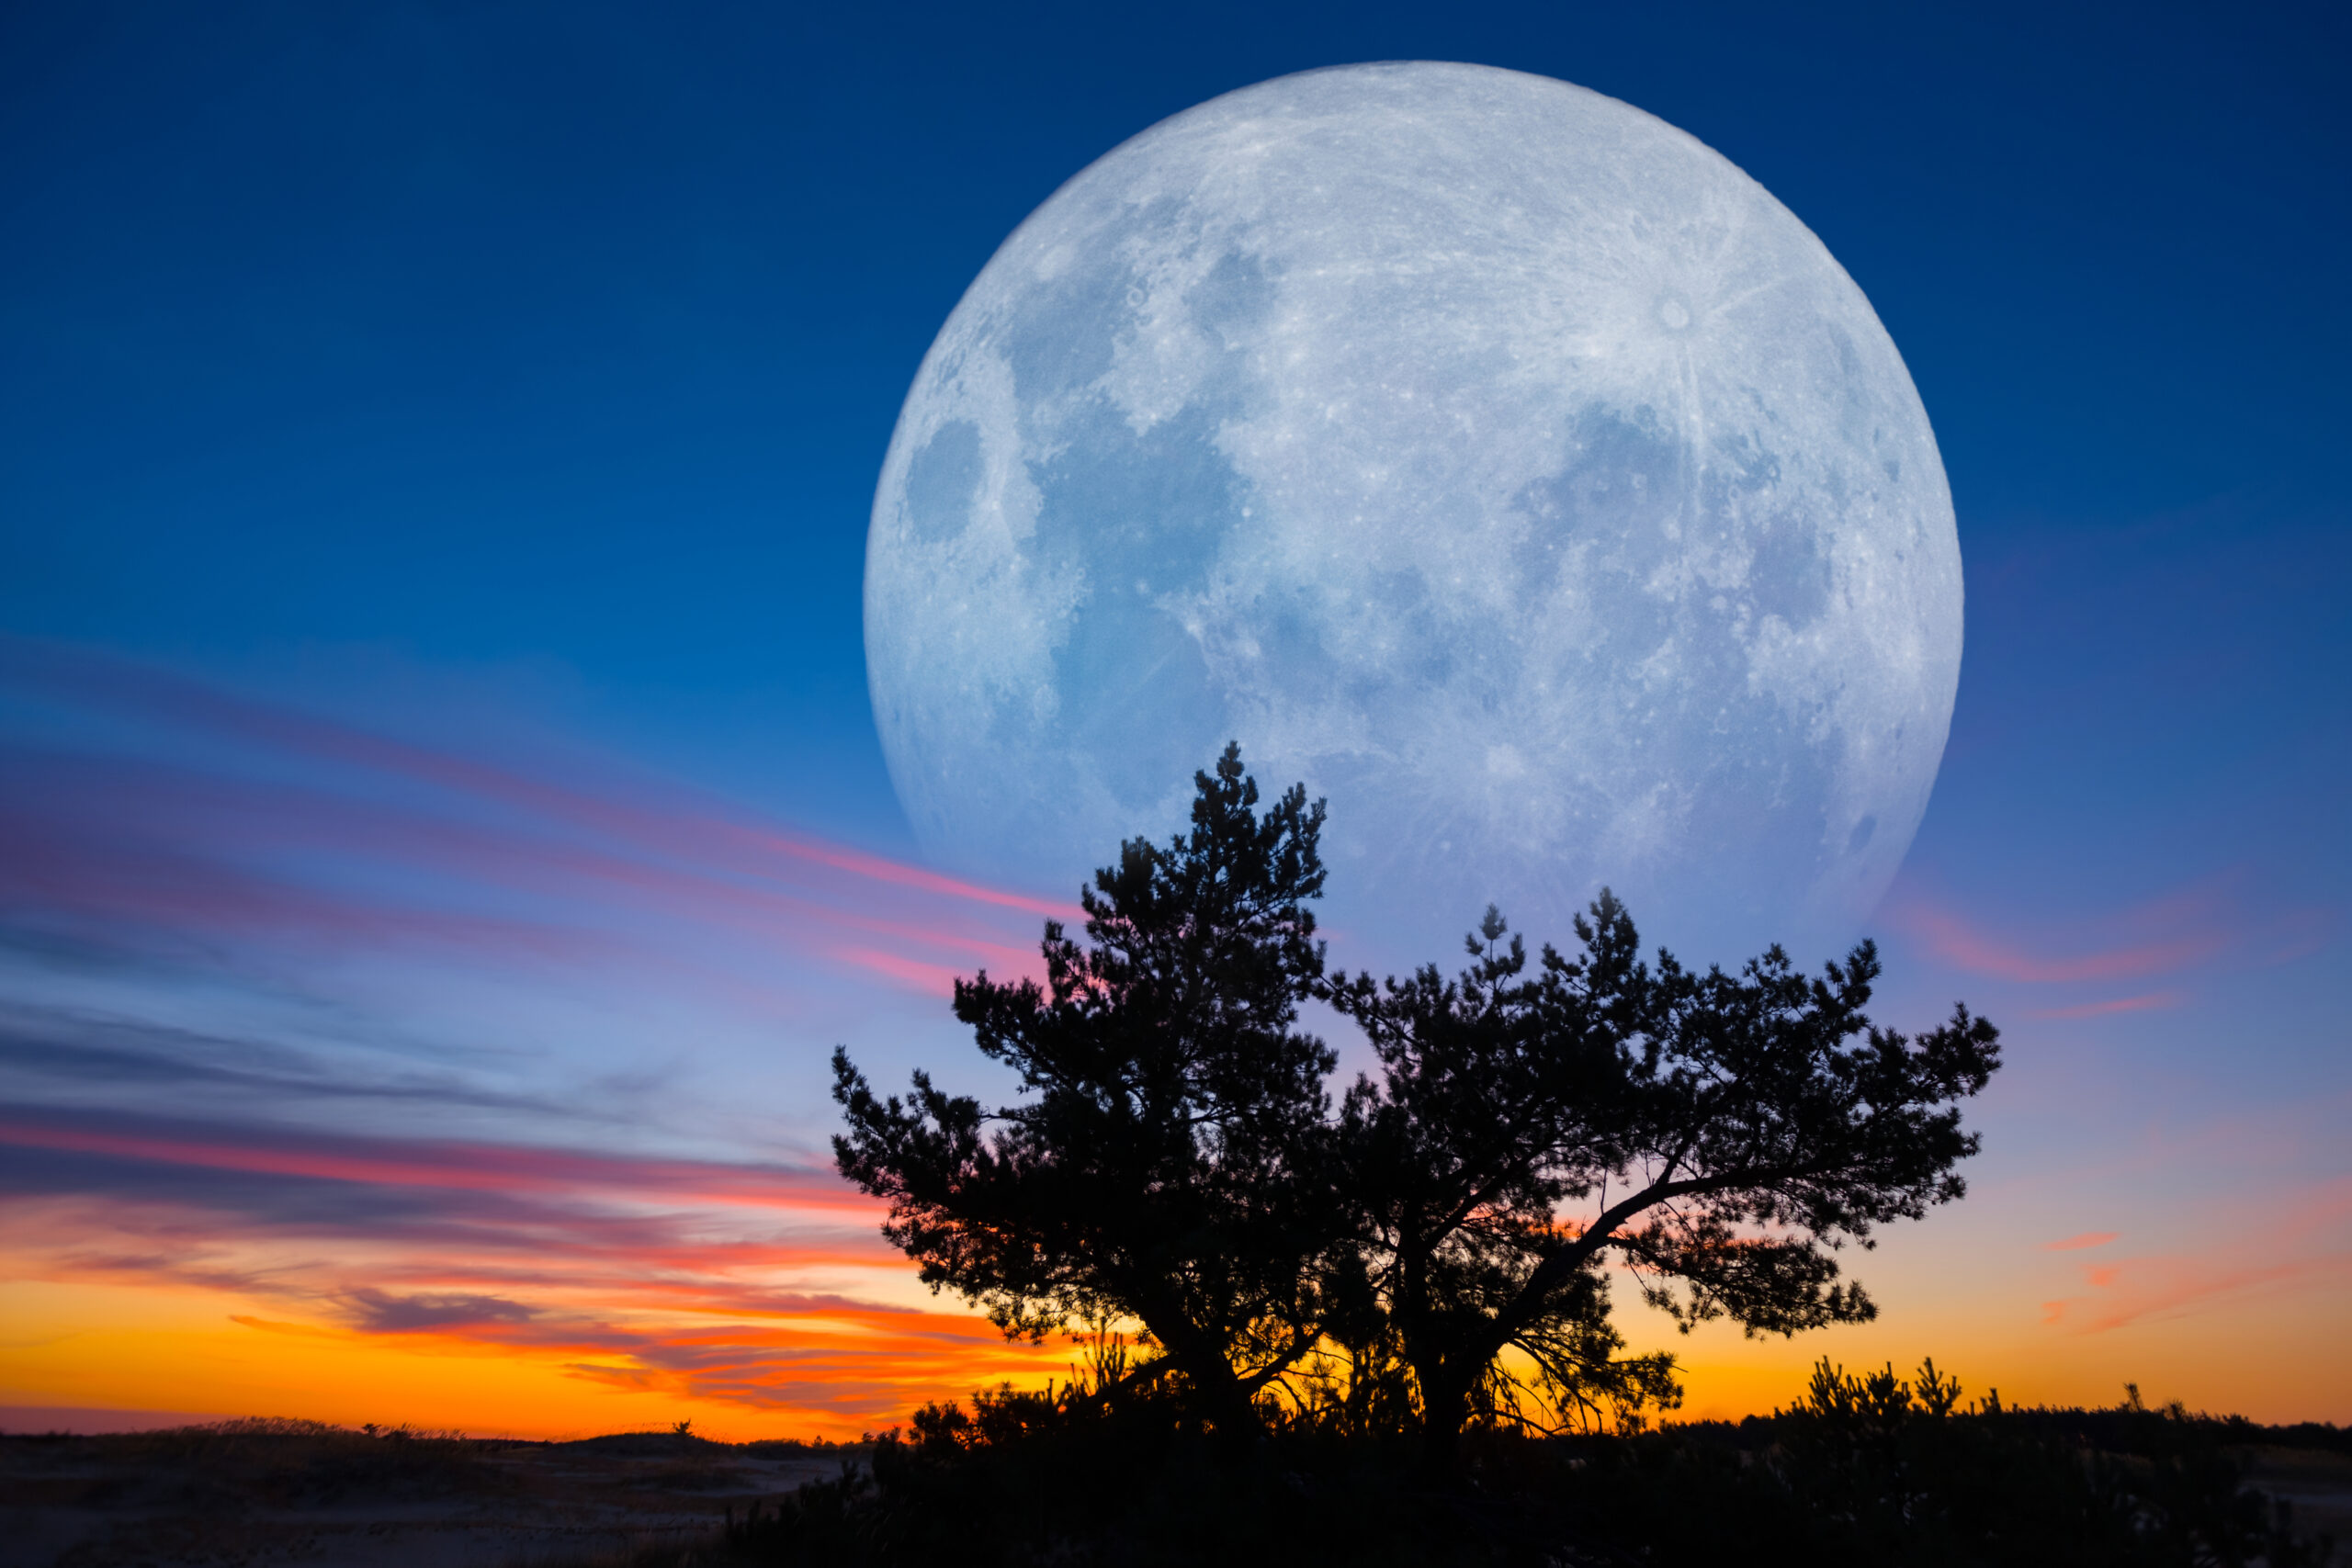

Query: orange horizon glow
[6,1117,2347,1439]
[4,1127,2349,1437]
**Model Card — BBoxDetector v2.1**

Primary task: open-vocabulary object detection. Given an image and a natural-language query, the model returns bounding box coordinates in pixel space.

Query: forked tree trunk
[1415,1370,1473,1484]
[1134,1302,1262,1443]
[1193,1359,1262,1441]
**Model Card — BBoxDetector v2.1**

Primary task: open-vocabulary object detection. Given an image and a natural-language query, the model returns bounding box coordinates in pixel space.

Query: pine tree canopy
[832,747,2000,1459]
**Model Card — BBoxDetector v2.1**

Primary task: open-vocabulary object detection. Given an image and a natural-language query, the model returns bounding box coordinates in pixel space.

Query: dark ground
[3,1409,2345,1567]
[0,1420,862,1568]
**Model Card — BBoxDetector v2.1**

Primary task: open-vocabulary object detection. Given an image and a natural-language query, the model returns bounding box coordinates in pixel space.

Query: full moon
[865,62,1961,968]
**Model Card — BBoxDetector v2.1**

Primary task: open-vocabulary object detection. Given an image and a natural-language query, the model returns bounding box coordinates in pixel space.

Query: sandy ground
[2245,1446,2352,1553]
[0,1427,855,1568]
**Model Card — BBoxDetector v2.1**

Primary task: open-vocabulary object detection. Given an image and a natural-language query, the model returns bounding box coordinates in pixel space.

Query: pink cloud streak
[0,639,1062,1000]
[2029,992,2182,1020]
[1889,899,2224,985]
[0,635,1075,922]
[0,1117,875,1215]
[2038,1179,2352,1335]
[2042,1232,2120,1251]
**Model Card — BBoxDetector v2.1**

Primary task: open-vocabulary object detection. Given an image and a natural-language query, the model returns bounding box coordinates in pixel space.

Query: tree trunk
[1134,1300,1261,1442]
[1192,1355,1262,1440]
[1415,1370,1472,1484]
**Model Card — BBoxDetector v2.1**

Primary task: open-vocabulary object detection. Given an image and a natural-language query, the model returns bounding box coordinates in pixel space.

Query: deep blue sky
[0,0,2347,1426]
[5,1,2345,830]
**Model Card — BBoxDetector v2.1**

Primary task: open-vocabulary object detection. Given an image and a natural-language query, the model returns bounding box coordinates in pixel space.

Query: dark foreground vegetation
[701,1360,2344,1567]
[6,1396,2338,1567]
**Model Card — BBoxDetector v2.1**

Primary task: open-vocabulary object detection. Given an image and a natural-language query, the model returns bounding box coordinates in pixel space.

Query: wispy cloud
[0,635,1062,1000]
[2028,992,2181,1021]
[2037,1179,2352,1335]
[0,1107,869,1214]
[0,1002,559,1111]
[345,1289,538,1333]
[2042,1232,2119,1252]
[0,637,1088,1430]
[1883,870,2335,1017]
[0,1099,1071,1424]
[1887,887,2232,986]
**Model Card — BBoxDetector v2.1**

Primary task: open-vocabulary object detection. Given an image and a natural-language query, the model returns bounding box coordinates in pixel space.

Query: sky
[0,0,2346,1438]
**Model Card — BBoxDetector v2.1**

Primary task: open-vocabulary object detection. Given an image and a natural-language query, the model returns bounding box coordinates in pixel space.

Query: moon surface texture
[865,62,1961,968]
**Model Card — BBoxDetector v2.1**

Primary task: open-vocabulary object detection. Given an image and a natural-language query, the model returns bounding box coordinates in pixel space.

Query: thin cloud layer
[1881,871,2335,1017]
[0,639,1080,1432]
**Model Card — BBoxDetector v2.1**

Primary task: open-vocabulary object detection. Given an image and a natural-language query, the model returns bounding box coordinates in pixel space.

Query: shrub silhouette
[715,1362,2338,1567]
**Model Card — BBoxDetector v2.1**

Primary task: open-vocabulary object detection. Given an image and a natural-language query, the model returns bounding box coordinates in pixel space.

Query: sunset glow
[1,3,2344,1449]
[3,637,2344,1436]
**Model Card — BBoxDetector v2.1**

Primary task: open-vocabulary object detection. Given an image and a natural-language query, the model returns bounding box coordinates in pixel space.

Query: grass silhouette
[681,1358,2345,1567]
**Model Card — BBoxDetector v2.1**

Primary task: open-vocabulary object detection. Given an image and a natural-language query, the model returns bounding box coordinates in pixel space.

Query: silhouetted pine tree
[836,748,2000,1471]
[1331,894,2001,1472]
[831,744,1346,1436]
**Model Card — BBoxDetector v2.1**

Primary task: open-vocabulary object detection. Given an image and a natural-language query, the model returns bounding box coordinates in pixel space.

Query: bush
[715,1362,2336,1568]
